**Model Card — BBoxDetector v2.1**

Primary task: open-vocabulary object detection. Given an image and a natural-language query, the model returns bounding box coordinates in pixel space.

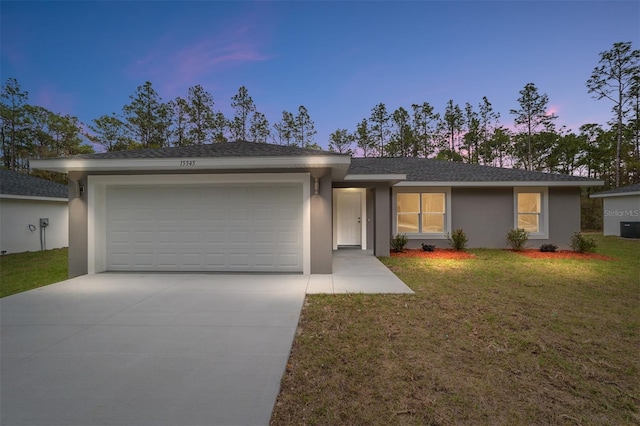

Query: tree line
[1,41,638,189]
[0,78,321,175]
[329,42,639,188]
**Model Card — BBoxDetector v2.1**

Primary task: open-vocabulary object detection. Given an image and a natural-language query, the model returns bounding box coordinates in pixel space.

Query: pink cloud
[546,104,559,117]
[126,18,271,98]
[174,38,268,82]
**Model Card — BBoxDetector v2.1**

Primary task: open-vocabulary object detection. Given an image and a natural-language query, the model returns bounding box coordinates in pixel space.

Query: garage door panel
[229,230,249,244]
[279,254,300,267]
[254,253,274,266]
[278,207,299,221]
[255,231,274,244]
[157,253,179,266]
[106,183,302,272]
[278,230,299,244]
[157,231,178,243]
[205,254,225,266]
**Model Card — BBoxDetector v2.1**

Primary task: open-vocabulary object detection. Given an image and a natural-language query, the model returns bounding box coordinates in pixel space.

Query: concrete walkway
[307,249,414,294]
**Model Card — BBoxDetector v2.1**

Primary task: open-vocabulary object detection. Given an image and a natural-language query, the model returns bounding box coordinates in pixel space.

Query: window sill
[405,233,448,240]
[528,233,549,240]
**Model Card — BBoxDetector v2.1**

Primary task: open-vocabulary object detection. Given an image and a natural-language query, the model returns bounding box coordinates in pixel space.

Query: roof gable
[0,169,68,199]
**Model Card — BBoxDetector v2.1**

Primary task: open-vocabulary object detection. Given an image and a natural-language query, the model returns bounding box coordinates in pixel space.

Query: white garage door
[105,183,303,272]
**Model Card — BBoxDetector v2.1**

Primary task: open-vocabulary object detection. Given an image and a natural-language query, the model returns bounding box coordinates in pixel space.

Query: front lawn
[271,236,639,425]
[0,248,68,298]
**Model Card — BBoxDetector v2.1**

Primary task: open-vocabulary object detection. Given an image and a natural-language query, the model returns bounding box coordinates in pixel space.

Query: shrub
[447,228,468,251]
[421,243,435,252]
[539,244,558,253]
[570,232,597,253]
[390,233,409,253]
[506,228,529,251]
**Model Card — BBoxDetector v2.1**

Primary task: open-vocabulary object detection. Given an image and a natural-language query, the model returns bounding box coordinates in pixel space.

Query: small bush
[447,228,468,251]
[390,233,409,253]
[421,243,436,252]
[539,244,558,253]
[506,228,529,251]
[570,232,597,253]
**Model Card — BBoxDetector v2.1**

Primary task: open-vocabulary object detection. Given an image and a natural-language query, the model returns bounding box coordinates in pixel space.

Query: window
[517,192,541,232]
[421,193,445,233]
[396,191,448,235]
[514,188,548,238]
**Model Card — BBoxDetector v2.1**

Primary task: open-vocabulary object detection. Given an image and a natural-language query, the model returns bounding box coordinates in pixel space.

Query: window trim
[394,187,451,239]
[513,187,549,239]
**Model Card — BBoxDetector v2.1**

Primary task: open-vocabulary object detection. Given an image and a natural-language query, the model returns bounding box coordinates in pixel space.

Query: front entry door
[337,191,362,246]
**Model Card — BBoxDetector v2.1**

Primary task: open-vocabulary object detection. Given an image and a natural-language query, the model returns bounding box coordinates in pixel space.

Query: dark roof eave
[393,180,603,187]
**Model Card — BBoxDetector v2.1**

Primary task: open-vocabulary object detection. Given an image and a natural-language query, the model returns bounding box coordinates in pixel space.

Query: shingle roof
[69,141,343,160]
[590,182,640,197]
[0,169,68,199]
[348,157,600,183]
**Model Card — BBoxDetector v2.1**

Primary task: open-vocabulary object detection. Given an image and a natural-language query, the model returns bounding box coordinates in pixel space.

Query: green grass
[0,248,68,298]
[271,236,640,425]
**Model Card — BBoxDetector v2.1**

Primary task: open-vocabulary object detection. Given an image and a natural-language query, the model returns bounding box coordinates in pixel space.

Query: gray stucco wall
[68,171,89,278]
[374,184,391,257]
[366,188,375,249]
[602,195,640,236]
[310,173,333,273]
[547,187,582,248]
[401,186,582,250]
[452,187,513,248]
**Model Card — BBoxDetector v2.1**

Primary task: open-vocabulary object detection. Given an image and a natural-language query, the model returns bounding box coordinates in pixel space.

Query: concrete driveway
[1,273,307,426]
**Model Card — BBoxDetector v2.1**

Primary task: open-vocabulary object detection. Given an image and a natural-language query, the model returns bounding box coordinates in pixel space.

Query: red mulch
[391,248,475,259]
[391,248,615,261]
[511,249,615,261]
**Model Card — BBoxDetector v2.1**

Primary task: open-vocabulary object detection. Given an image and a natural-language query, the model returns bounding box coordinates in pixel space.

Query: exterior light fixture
[73,181,84,198]
[314,178,320,195]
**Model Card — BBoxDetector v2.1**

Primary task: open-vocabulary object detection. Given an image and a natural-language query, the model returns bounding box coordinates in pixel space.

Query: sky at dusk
[2,1,639,150]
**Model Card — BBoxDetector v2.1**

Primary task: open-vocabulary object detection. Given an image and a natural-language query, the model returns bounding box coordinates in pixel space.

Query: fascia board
[30,156,352,173]
[0,194,68,202]
[590,191,640,198]
[343,174,407,181]
[394,180,604,187]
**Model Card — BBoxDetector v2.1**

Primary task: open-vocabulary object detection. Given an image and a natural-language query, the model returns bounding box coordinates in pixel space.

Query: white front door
[337,191,362,246]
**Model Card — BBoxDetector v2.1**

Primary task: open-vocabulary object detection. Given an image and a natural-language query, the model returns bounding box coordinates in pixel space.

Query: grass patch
[271,236,640,425]
[0,248,68,298]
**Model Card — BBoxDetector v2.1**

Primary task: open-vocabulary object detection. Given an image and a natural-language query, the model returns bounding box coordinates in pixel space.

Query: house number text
[179,160,196,167]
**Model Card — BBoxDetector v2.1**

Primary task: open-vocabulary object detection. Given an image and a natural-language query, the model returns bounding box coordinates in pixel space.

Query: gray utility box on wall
[620,222,640,238]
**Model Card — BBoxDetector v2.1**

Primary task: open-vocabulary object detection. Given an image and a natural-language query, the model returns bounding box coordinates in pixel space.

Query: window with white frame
[514,187,548,238]
[397,191,448,235]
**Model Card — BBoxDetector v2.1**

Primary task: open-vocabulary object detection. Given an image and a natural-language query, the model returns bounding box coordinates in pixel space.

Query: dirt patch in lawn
[512,249,615,261]
[391,248,475,259]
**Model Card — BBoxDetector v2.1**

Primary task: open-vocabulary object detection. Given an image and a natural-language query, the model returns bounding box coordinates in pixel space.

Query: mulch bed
[511,249,615,261]
[391,248,475,259]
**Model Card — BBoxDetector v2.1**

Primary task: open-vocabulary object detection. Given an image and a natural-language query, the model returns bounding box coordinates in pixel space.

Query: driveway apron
[1,273,307,426]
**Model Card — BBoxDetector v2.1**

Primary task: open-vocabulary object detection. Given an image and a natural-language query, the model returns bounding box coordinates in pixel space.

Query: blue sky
[2,1,639,150]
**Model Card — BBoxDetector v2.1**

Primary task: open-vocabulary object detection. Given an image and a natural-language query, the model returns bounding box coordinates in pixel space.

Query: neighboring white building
[590,183,640,237]
[0,169,69,254]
